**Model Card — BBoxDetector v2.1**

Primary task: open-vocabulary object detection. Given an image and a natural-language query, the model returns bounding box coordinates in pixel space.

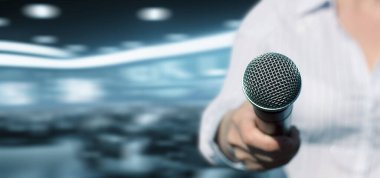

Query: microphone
[242,52,302,136]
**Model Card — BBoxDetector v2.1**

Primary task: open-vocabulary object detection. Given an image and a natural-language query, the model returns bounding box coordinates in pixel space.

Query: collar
[297,0,333,16]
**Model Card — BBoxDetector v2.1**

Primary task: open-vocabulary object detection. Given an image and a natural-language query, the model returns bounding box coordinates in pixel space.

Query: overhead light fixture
[22,4,61,19]
[0,17,10,27]
[32,35,58,44]
[137,7,171,21]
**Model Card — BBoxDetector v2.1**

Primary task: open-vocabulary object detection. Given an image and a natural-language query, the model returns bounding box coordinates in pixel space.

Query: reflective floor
[0,103,266,178]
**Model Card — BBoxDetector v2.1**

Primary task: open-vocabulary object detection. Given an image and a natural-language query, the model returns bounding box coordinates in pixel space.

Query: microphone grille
[243,52,301,111]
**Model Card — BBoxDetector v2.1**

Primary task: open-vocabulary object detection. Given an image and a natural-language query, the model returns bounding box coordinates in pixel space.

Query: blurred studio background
[0,1,258,178]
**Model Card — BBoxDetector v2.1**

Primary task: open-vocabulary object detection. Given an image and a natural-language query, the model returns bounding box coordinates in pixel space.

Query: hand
[217,101,301,171]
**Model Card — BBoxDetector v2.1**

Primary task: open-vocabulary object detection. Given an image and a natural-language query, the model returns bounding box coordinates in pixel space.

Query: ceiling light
[32,35,58,44]
[137,7,171,21]
[0,17,10,27]
[23,4,61,19]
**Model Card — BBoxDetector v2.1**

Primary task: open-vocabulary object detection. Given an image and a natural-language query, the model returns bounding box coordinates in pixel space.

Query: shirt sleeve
[198,0,280,170]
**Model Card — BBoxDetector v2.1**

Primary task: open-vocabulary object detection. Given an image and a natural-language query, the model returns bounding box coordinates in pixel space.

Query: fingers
[285,126,301,154]
[289,126,300,138]
[222,101,302,171]
[233,146,258,162]
[226,122,249,151]
[233,147,273,171]
[231,101,283,152]
[234,106,301,153]
[234,148,266,171]
[237,114,282,152]
[244,160,266,171]
[274,126,301,151]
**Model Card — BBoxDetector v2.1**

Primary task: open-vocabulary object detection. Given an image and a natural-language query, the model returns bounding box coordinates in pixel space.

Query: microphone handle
[253,106,292,136]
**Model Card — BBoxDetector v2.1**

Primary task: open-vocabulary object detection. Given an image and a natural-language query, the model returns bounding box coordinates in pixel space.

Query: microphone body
[253,106,292,135]
[243,52,301,136]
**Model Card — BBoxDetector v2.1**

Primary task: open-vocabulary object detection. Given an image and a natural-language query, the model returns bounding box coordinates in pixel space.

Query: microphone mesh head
[243,52,301,111]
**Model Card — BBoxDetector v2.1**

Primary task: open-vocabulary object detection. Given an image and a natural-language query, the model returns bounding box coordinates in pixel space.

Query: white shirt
[198,0,380,178]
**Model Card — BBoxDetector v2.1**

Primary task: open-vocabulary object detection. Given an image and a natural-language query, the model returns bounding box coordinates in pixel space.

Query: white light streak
[0,32,235,69]
[0,40,73,58]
